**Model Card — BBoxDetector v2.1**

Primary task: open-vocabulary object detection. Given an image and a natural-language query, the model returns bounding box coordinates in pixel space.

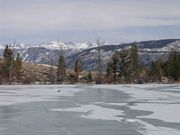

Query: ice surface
[89,84,180,134]
[126,119,180,135]
[90,84,180,123]
[0,84,180,135]
[51,104,124,121]
[0,85,83,106]
[131,103,180,123]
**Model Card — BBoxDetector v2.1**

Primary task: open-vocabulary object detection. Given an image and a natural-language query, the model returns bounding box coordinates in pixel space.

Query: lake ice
[0,84,180,135]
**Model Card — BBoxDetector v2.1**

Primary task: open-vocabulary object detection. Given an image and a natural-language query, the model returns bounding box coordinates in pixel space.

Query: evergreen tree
[14,53,22,80]
[165,51,180,81]
[149,59,162,81]
[0,60,4,83]
[118,50,130,82]
[106,50,131,83]
[57,55,66,83]
[74,57,81,82]
[111,52,119,82]
[106,52,119,82]
[129,45,139,82]
[106,60,115,83]
[3,45,13,60]
[2,45,13,78]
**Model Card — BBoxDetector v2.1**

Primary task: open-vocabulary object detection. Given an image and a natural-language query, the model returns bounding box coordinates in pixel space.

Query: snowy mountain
[0,39,179,71]
[66,39,180,70]
[38,41,96,51]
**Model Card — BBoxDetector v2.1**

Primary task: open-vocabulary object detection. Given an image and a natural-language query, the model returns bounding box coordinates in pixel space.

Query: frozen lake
[0,84,180,135]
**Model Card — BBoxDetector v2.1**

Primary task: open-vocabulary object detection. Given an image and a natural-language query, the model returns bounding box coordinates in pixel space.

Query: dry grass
[22,62,56,83]
[0,59,97,84]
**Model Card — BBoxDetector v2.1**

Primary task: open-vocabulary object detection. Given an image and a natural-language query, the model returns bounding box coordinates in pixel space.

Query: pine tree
[2,45,13,78]
[74,57,81,82]
[129,45,139,82]
[111,52,119,82]
[3,45,13,60]
[57,55,66,83]
[118,50,130,82]
[106,50,131,83]
[106,51,120,82]
[165,51,180,81]
[14,53,22,80]
[149,59,162,82]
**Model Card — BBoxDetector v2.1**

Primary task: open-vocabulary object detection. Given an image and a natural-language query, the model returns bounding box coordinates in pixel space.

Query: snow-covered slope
[38,41,96,50]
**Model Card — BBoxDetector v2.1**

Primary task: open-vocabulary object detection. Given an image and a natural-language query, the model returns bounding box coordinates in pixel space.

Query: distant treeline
[0,44,179,84]
[0,45,22,84]
[105,45,180,83]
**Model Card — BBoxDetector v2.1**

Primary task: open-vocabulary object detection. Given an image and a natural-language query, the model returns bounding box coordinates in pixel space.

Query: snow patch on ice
[51,104,124,121]
[136,119,180,135]
[130,103,180,123]
[105,103,127,106]
[126,119,180,135]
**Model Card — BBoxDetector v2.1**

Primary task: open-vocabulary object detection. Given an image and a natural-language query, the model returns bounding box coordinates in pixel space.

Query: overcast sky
[0,0,180,45]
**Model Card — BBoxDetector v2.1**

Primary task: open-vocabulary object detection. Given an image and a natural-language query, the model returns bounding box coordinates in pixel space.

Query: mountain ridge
[0,38,180,71]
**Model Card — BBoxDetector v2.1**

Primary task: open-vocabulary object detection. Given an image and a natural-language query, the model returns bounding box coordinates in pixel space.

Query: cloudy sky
[0,0,180,45]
